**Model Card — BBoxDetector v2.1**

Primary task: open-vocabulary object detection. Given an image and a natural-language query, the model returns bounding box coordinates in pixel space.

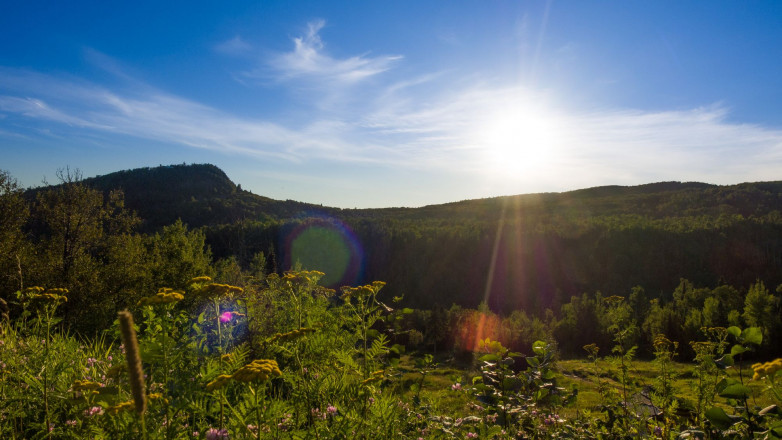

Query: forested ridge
[3,164,782,358]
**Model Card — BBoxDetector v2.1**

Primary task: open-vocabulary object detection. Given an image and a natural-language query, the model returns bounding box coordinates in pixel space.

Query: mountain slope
[28,164,782,312]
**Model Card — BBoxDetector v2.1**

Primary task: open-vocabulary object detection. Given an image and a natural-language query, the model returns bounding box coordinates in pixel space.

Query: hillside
[24,164,782,313]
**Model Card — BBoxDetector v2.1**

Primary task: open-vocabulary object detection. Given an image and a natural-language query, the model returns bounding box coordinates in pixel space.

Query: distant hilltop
[27,163,782,232]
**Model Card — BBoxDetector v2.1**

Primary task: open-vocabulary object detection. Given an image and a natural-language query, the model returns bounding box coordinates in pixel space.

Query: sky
[1,1,782,208]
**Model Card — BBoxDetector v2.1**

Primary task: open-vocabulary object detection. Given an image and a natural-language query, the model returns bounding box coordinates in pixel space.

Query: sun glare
[472,103,565,180]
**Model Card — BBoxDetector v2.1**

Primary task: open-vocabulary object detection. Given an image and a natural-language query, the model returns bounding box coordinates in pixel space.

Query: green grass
[557,358,773,416]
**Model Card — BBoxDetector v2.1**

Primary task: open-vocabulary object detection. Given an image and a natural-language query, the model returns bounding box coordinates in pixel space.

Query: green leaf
[742,327,763,346]
[730,344,747,356]
[719,383,751,399]
[726,326,741,338]
[401,308,414,314]
[532,341,547,356]
[705,407,741,430]
[526,356,540,368]
[479,354,501,363]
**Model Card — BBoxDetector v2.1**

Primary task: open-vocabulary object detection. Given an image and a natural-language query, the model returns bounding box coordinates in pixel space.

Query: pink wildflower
[205,427,229,439]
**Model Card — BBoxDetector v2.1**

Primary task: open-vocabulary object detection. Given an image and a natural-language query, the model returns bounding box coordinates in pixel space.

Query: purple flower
[86,357,97,367]
[327,405,337,415]
[219,312,233,323]
[205,428,229,439]
[467,433,478,438]
[83,406,103,417]
[451,383,462,391]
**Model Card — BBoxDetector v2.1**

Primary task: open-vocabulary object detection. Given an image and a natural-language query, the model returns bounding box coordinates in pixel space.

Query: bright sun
[477,107,564,178]
[465,88,568,183]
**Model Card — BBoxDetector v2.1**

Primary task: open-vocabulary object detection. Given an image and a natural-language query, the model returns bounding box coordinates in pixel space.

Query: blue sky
[2,1,781,208]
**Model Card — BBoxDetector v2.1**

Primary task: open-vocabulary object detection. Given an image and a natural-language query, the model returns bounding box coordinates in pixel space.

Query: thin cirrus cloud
[256,19,402,85]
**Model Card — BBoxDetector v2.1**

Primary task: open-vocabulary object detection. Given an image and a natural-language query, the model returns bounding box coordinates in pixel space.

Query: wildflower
[199,283,243,299]
[327,405,337,415]
[467,433,478,439]
[148,393,170,405]
[106,400,135,415]
[231,359,282,383]
[206,374,233,392]
[83,406,103,417]
[66,420,77,427]
[219,311,245,323]
[192,432,199,437]
[189,275,212,285]
[205,428,229,439]
[451,383,462,391]
[87,357,97,367]
[137,288,184,306]
[71,379,102,392]
[752,358,782,380]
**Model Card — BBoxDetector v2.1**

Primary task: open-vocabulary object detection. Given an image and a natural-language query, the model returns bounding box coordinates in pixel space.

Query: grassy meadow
[1,271,781,439]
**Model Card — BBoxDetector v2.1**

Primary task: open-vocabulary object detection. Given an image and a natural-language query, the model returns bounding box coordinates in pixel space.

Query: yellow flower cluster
[361,369,386,385]
[280,270,325,284]
[341,281,386,298]
[653,335,677,351]
[232,359,282,383]
[147,392,169,405]
[206,374,233,392]
[752,358,782,381]
[138,288,184,306]
[25,287,69,304]
[269,327,316,343]
[189,276,213,285]
[71,379,102,392]
[106,400,134,415]
[199,283,243,298]
[206,359,282,391]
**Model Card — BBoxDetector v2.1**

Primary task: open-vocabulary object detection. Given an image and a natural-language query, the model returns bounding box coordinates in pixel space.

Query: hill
[26,164,782,313]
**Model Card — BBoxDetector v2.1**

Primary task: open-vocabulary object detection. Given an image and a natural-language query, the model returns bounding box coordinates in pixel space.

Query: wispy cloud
[214,36,254,57]
[263,19,402,85]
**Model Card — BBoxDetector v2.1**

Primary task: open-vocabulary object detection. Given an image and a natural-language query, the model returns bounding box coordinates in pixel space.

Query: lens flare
[282,215,364,287]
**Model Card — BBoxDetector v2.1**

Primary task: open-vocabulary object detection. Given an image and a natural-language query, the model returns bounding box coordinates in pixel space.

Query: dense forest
[2,164,782,358]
